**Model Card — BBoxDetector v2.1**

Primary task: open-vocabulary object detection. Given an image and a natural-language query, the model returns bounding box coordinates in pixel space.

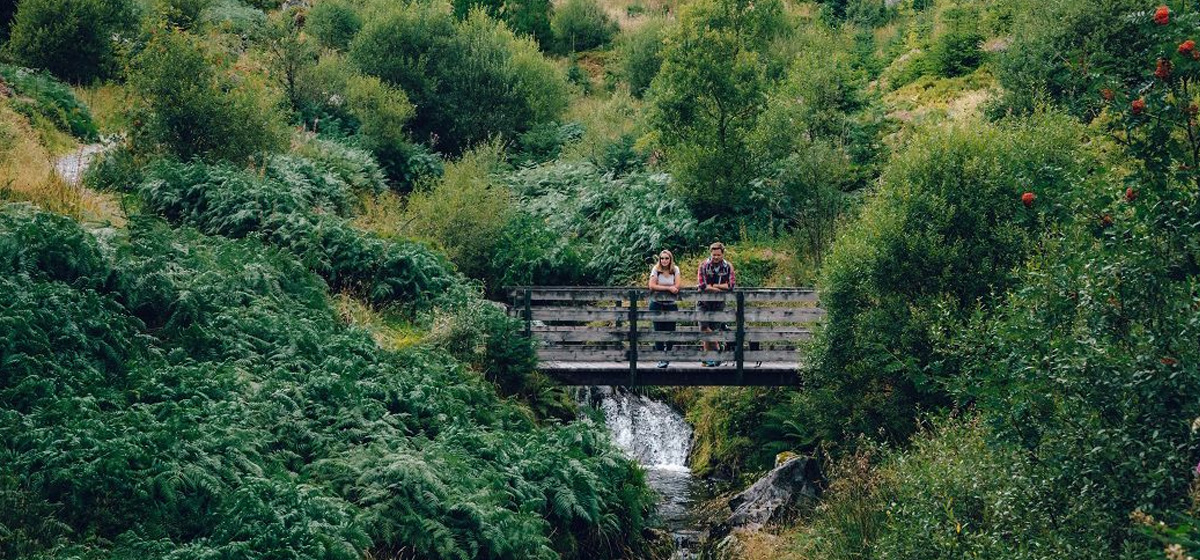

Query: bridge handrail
[506,286,823,385]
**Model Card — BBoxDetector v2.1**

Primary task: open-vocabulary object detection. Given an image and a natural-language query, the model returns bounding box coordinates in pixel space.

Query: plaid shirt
[697,258,735,291]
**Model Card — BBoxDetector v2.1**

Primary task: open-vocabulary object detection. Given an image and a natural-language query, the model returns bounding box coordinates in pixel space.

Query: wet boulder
[713,456,817,537]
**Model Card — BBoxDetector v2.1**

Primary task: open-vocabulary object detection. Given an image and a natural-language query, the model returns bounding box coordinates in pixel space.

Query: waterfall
[579,387,704,557]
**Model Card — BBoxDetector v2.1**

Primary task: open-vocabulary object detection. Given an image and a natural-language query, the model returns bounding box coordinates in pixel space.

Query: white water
[581,387,704,557]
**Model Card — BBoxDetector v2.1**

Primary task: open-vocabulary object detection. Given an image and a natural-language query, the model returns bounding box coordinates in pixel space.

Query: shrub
[453,0,554,49]
[513,121,585,166]
[508,161,700,282]
[292,136,388,196]
[4,0,138,83]
[798,113,1092,447]
[615,17,668,97]
[83,143,144,192]
[137,159,458,310]
[994,0,1152,117]
[430,297,538,395]
[0,64,98,141]
[127,27,286,163]
[350,3,568,154]
[152,0,216,29]
[402,143,513,284]
[306,0,362,50]
[928,28,983,78]
[198,0,268,38]
[551,0,619,53]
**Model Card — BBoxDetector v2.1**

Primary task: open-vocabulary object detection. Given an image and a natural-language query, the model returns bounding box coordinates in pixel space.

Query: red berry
[1180,39,1196,55]
[1161,357,1178,366]
[1156,58,1173,80]
[1155,5,1170,24]
[1021,192,1036,207]
[1101,88,1115,101]
[1100,214,1113,227]
[1132,98,1146,114]
[1126,187,1137,202]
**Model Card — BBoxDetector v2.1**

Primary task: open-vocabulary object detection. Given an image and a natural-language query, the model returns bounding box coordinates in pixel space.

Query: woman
[648,249,681,368]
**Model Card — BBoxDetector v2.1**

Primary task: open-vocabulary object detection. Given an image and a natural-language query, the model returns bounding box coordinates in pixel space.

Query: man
[697,242,735,367]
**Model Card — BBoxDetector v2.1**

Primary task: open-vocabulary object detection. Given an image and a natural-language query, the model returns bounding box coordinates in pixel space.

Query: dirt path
[54,142,108,185]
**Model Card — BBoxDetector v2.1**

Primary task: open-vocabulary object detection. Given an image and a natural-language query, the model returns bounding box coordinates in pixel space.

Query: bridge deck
[541,361,800,386]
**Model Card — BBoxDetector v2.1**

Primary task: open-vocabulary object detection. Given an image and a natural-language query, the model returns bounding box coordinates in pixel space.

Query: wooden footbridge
[508,287,824,386]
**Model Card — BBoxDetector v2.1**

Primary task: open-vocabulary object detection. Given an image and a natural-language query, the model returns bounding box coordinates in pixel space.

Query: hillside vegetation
[2,0,1199,557]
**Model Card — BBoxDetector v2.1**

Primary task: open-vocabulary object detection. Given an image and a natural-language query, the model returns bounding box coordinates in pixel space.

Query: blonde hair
[709,242,725,253]
[655,249,675,273]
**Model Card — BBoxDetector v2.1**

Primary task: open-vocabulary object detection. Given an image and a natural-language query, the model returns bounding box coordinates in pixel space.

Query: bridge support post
[628,290,638,386]
[523,288,532,338]
[735,291,745,384]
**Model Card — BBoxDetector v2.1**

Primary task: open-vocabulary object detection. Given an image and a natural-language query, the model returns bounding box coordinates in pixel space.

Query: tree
[5,0,138,83]
[647,0,786,220]
[128,27,285,162]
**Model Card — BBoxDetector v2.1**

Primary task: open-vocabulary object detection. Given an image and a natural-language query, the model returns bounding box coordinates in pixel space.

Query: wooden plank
[537,348,798,362]
[741,308,826,322]
[539,361,800,386]
[507,287,819,303]
[638,350,798,362]
[530,329,809,343]
[530,308,736,322]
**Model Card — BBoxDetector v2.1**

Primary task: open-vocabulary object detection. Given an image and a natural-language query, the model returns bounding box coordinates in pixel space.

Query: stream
[579,387,707,558]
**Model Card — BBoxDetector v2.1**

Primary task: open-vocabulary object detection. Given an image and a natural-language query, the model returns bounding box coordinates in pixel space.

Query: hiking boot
[656,361,669,368]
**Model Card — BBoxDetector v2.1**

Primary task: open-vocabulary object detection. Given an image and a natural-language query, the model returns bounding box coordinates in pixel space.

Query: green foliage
[993,0,1152,117]
[928,9,983,78]
[138,159,458,311]
[551,0,619,53]
[614,17,668,98]
[349,3,568,154]
[292,136,389,196]
[4,0,138,83]
[83,143,144,192]
[152,0,216,29]
[128,27,286,163]
[0,203,656,559]
[306,0,363,50]
[508,161,701,282]
[403,144,513,286]
[800,113,1091,446]
[263,10,320,119]
[430,297,539,396]
[0,64,98,141]
[453,0,554,49]
[513,121,586,166]
[198,0,268,38]
[648,0,788,220]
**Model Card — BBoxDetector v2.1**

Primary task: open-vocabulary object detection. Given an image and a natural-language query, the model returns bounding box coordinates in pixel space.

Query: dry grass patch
[333,293,427,351]
[74,83,132,135]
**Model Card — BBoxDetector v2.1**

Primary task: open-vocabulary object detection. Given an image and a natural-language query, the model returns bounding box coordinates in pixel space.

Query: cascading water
[579,387,704,558]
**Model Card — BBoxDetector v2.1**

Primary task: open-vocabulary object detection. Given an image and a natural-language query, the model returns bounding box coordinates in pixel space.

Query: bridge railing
[507,287,824,382]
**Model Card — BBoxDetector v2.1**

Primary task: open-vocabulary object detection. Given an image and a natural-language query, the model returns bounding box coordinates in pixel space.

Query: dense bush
[306,0,362,50]
[4,0,138,83]
[453,0,554,49]
[0,64,98,141]
[615,17,668,97]
[128,27,286,163]
[137,159,458,311]
[349,3,568,154]
[993,0,1152,117]
[551,0,619,53]
[403,144,513,285]
[198,0,268,37]
[927,8,983,78]
[0,203,658,559]
[798,113,1091,447]
[153,0,216,29]
[508,161,700,282]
